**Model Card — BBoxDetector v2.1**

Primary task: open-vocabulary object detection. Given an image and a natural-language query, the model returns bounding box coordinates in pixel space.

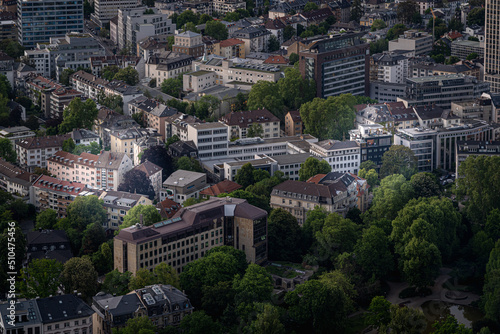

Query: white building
[95,151,133,191]
[161,170,207,203]
[15,134,71,172]
[91,0,140,27]
[309,140,361,175]
[145,51,194,82]
[372,52,408,84]
[187,122,229,160]
[388,30,433,56]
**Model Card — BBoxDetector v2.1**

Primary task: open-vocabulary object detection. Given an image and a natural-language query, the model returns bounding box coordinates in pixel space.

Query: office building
[388,30,433,56]
[299,33,369,99]
[456,140,500,177]
[91,0,140,27]
[0,11,16,41]
[114,197,268,274]
[172,31,204,58]
[451,97,497,124]
[309,140,361,174]
[17,0,84,48]
[451,39,484,60]
[485,0,500,92]
[370,52,408,84]
[349,123,392,169]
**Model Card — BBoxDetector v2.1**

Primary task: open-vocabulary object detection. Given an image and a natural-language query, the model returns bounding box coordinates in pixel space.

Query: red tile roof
[219,38,245,48]
[200,180,242,197]
[156,198,181,219]
[33,175,87,196]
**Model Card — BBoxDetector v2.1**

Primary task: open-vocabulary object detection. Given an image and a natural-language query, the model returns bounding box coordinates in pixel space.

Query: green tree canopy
[35,209,58,230]
[268,35,280,52]
[268,208,303,262]
[19,259,63,298]
[118,169,155,200]
[0,138,16,162]
[397,0,418,24]
[315,213,360,264]
[234,162,256,188]
[354,226,393,280]
[246,123,264,138]
[101,65,120,81]
[233,264,273,317]
[409,172,440,198]
[205,21,229,40]
[358,168,379,188]
[304,1,319,11]
[278,66,316,110]
[299,157,331,181]
[113,66,139,86]
[161,75,183,97]
[121,204,162,229]
[180,311,220,334]
[80,222,106,255]
[387,24,407,41]
[59,98,99,133]
[102,269,132,296]
[380,145,418,179]
[247,81,284,120]
[61,257,98,302]
[432,315,473,334]
[371,19,387,31]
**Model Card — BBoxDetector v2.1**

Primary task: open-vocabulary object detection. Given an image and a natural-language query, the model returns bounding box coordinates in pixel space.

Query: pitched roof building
[220,108,280,139]
[15,134,71,171]
[200,179,242,198]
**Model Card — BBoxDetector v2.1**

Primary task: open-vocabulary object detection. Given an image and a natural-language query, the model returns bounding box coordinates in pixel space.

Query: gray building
[17,0,84,48]
[451,40,484,59]
[456,140,500,176]
[370,81,406,102]
[161,169,207,204]
[388,30,433,56]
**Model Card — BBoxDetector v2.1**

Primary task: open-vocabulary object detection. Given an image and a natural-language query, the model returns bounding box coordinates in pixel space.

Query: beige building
[110,127,161,162]
[172,31,204,58]
[451,98,497,124]
[47,151,99,188]
[145,51,194,83]
[213,38,246,59]
[114,197,268,274]
[388,30,433,56]
[213,0,246,14]
[161,169,207,204]
[0,159,34,201]
[285,110,302,136]
[99,190,152,230]
[15,134,71,172]
[219,108,280,139]
[129,97,178,139]
[95,151,133,191]
[134,160,163,199]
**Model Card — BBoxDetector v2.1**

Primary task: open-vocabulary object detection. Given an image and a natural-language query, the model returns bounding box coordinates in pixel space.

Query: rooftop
[163,170,206,187]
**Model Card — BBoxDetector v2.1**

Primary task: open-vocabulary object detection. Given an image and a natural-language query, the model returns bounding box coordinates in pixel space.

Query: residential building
[0,158,34,200]
[94,107,139,147]
[309,140,361,174]
[0,126,35,147]
[355,102,419,130]
[0,51,14,88]
[114,197,268,274]
[145,51,194,82]
[370,52,409,84]
[200,179,242,198]
[37,295,94,334]
[161,169,207,203]
[15,134,71,171]
[164,113,202,141]
[168,140,198,158]
[26,75,83,119]
[95,151,133,191]
[350,173,370,212]
[110,127,161,162]
[213,0,246,14]
[134,160,163,199]
[117,7,174,51]
[17,0,84,47]
[451,39,483,59]
[220,108,280,140]
[451,98,497,123]
[213,38,246,59]
[456,140,500,177]
[264,55,289,65]
[24,33,105,79]
[70,70,109,100]
[329,0,351,23]
[398,74,490,110]
[388,30,433,56]
[136,35,169,61]
[485,0,500,92]
[30,175,92,217]
[132,135,164,166]
[156,198,181,219]
[0,11,16,41]
[71,128,101,146]
[360,10,397,29]
[231,26,271,54]
[103,80,143,116]
[99,190,152,230]
[91,0,140,27]
[349,123,392,169]
[92,285,192,334]
[26,229,72,263]
[299,33,370,99]
[410,61,481,80]
[172,31,204,58]
[270,172,359,224]
[285,110,303,136]
[264,19,286,44]
[90,55,145,79]
[0,299,42,334]
[129,97,178,139]
[47,151,99,188]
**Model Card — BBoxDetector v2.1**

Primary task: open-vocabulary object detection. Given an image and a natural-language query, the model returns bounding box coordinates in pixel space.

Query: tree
[403,237,442,289]
[380,145,417,179]
[370,39,389,54]
[72,141,101,155]
[205,21,228,40]
[192,95,220,120]
[246,303,285,334]
[397,0,418,24]
[60,68,75,86]
[183,21,199,33]
[198,13,213,24]
[128,268,157,290]
[433,316,473,334]
[367,174,414,221]
[304,1,318,11]
[267,35,281,52]
[35,209,58,230]
[268,208,303,262]
[180,311,220,334]
[91,241,113,274]
[289,52,299,65]
[389,305,427,334]
[371,19,387,31]
[121,204,162,229]
[19,259,63,298]
[445,56,460,65]
[354,226,393,280]
[62,138,76,152]
[120,316,156,334]
[283,25,296,41]
[300,94,357,140]
[0,138,16,162]
[350,0,363,21]
[365,296,392,331]
[247,81,284,120]
[246,123,264,138]
[141,145,175,181]
[154,263,180,288]
[113,66,139,86]
[61,257,98,301]
[175,10,199,29]
[486,209,500,241]
[299,157,331,181]
[467,52,479,60]
[161,75,183,97]
[233,264,273,317]
[33,167,51,176]
[315,213,360,264]
[234,163,255,188]
[278,66,316,110]
[410,172,440,198]
[165,135,180,148]
[224,11,240,22]
[59,98,98,133]
[387,24,407,41]
[102,270,132,295]
[97,92,123,114]
[448,18,463,33]
[101,65,120,81]
[0,40,25,59]
[358,168,378,188]
[118,169,155,200]
[80,222,106,255]
[467,7,485,26]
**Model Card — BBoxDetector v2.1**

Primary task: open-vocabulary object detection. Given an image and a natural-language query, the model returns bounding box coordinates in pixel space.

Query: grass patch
[345,313,368,334]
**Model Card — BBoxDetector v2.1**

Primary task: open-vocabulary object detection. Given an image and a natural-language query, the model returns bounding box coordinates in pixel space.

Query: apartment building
[95,151,133,191]
[30,175,91,217]
[94,107,139,147]
[451,98,497,124]
[213,38,246,59]
[0,11,16,41]
[103,80,143,116]
[136,35,169,61]
[145,51,194,82]
[456,140,500,177]
[309,140,361,174]
[15,134,71,171]
[284,110,303,136]
[349,123,392,169]
[410,61,481,80]
[26,229,72,264]
[47,151,99,188]
[91,0,140,27]
[24,33,105,79]
[370,52,408,84]
[186,122,229,160]
[388,30,433,56]
[213,0,246,14]
[134,160,163,199]
[270,172,359,224]
[0,159,34,201]
[129,96,178,139]
[0,126,35,147]
[299,33,369,99]
[172,31,204,58]
[26,75,83,119]
[114,197,268,274]
[90,55,145,79]
[110,127,161,162]
[117,7,175,51]
[161,169,207,203]
[71,128,100,146]
[99,190,152,230]
[92,285,192,334]
[17,0,84,47]
[231,26,271,54]
[220,108,280,140]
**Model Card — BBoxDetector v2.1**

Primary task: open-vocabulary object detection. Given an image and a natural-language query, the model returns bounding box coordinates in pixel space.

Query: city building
[129,97,178,139]
[0,126,35,147]
[26,229,73,263]
[370,52,408,84]
[103,80,143,116]
[329,0,351,23]
[186,122,229,160]
[456,140,500,177]
[309,140,361,174]
[220,108,280,140]
[15,134,71,171]
[47,151,99,188]
[117,7,174,51]
[200,179,242,198]
[114,197,268,274]
[349,123,392,169]
[213,0,246,14]
[485,0,500,92]
[350,173,370,212]
[231,26,271,54]
[0,158,34,201]
[388,30,433,56]
[168,140,198,158]
[156,198,181,219]
[95,151,133,191]
[264,19,286,44]
[30,175,92,217]
[451,39,483,59]
[71,128,101,146]
[451,98,497,124]
[410,61,481,80]
[92,285,192,334]
[0,11,16,41]
[70,70,109,100]
[94,107,139,147]
[110,128,161,162]
[136,35,169,61]
[270,172,359,224]
[161,169,207,203]
[17,0,84,47]
[134,160,163,199]
[91,0,140,27]
[213,38,246,59]
[90,55,145,79]
[398,74,490,110]
[369,81,406,102]
[172,31,204,58]
[99,190,153,230]
[0,299,42,334]
[145,51,194,82]
[284,110,303,137]
[299,33,370,99]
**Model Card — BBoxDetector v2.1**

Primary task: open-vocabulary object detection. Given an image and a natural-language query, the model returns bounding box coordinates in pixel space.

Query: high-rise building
[485,0,500,92]
[91,0,140,27]
[17,0,84,48]
[299,33,370,98]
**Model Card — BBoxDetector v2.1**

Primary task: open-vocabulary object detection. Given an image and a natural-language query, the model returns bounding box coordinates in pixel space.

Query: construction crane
[430,8,437,40]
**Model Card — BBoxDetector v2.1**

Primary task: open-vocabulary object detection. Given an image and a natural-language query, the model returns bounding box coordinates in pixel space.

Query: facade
[17,0,84,47]
[70,70,109,100]
[30,175,91,217]
[213,0,246,14]
[231,26,271,54]
[91,0,140,27]
[370,81,406,102]
[455,140,500,177]
[129,96,178,139]
[410,61,481,80]
[0,126,35,147]
[26,229,72,263]
[485,0,500,92]
[285,110,303,137]
[99,190,152,230]
[309,140,361,174]
[349,123,392,169]
[220,108,280,139]
[0,11,16,41]
[114,197,268,274]
[15,134,71,171]
[134,160,163,199]
[371,52,408,84]
[90,55,145,79]
[172,31,204,58]
[388,30,433,56]
[299,33,369,99]
[47,151,99,188]
[0,159,33,201]
[110,127,161,162]
[186,122,229,160]
[145,51,194,83]
[161,169,207,203]
[451,98,497,124]
[451,39,484,60]
[92,285,192,334]
[270,172,359,224]
[213,38,246,59]
[94,107,139,147]
[95,151,134,191]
